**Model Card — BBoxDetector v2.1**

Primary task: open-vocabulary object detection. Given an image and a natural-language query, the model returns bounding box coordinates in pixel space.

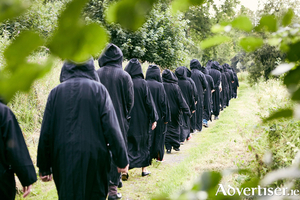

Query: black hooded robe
[0,103,37,200]
[190,59,207,131]
[37,60,129,200]
[200,67,214,121]
[185,67,198,133]
[223,64,234,106]
[97,44,134,187]
[162,69,191,151]
[125,59,158,168]
[146,65,170,161]
[175,66,196,142]
[209,61,222,117]
[232,72,239,98]
[220,67,229,109]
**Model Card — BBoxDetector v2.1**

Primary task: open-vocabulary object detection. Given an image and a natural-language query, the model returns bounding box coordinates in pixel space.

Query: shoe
[108,193,122,200]
[142,171,151,177]
[121,173,128,181]
[156,159,164,162]
[187,136,191,141]
[180,142,184,145]
[203,123,208,128]
[214,116,219,120]
[118,180,123,188]
[174,147,180,151]
[166,149,171,154]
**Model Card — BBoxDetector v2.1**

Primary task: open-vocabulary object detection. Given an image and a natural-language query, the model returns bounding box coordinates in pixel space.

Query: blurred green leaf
[282,8,294,27]
[241,177,259,188]
[286,41,300,62]
[48,0,109,62]
[271,63,294,76]
[292,87,300,101]
[4,31,44,72]
[248,145,252,152]
[231,16,253,32]
[0,60,53,102]
[107,0,156,31]
[284,65,300,88]
[239,37,263,52]
[255,15,278,32]
[200,36,231,49]
[0,0,28,23]
[263,109,293,122]
[172,0,206,13]
[200,171,222,191]
[268,38,281,46]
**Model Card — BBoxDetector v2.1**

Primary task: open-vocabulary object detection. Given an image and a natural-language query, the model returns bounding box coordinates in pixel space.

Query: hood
[124,58,144,79]
[175,66,187,80]
[190,59,201,70]
[162,69,178,84]
[185,67,192,77]
[211,61,221,71]
[201,67,209,75]
[145,64,162,82]
[206,60,212,69]
[98,43,123,68]
[60,58,100,83]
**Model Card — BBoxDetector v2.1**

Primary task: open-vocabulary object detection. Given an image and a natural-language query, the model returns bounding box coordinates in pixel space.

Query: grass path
[16,80,260,200]
[120,81,260,200]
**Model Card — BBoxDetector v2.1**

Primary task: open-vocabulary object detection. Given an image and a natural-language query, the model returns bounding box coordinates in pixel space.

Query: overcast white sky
[239,0,267,11]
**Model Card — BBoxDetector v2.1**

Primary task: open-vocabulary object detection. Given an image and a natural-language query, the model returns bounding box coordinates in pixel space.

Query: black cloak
[162,69,190,150]
[37,59,129,200]
[124,59,158,168]
[175,66,195,142]
[97,43,134,187]
[223,63,234,103]
[185,67,198,132]
[190,59,207,131]
[200,67,214,121]
[209,61,222,117]
[145,65,170,161]
[220,65,229,109]
[231,69,239,98]
[0,103,37,200]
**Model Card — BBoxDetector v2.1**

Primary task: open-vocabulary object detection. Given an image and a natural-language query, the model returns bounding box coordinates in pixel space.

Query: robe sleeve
[200,73,208,91]
[188,84,196,112]
[37,92,53,176]
[191,79,198,102]
[125,77,134,120]
[215,72,222,90]
[100,88,129,168]
[176,86,191,117]
[3,108,37,187]
[160,86,170,123]
[209,77,215,91]
[145,85,159,123]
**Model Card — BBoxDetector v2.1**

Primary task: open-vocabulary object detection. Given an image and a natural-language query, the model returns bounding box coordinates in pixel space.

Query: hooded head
[145,64,162,82]
[211,61,221,71]
[124,58,144,79]
[190,59,201,70]
[175,66,187,80]
[98,43,123,68]
[162,69,178,84]
[206,60,212,69]
[201,67,209,75]
[185,67,192,77]
[60,58,100,83]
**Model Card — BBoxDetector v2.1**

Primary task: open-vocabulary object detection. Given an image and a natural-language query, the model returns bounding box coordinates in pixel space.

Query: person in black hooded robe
[145,65,170,162]
[162,69,191,153]
[97,44,134,199]
[223,63,234,106]
[208,61,222,120]
[184,67,198,135]
[231,68,239,98]
[0,100,37,200]
[220,65,229,110]
[37,59,129,200]
[124,59,158,176]
[190,59,207,131]
[175,66,196,144]
[199,66,214,127]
